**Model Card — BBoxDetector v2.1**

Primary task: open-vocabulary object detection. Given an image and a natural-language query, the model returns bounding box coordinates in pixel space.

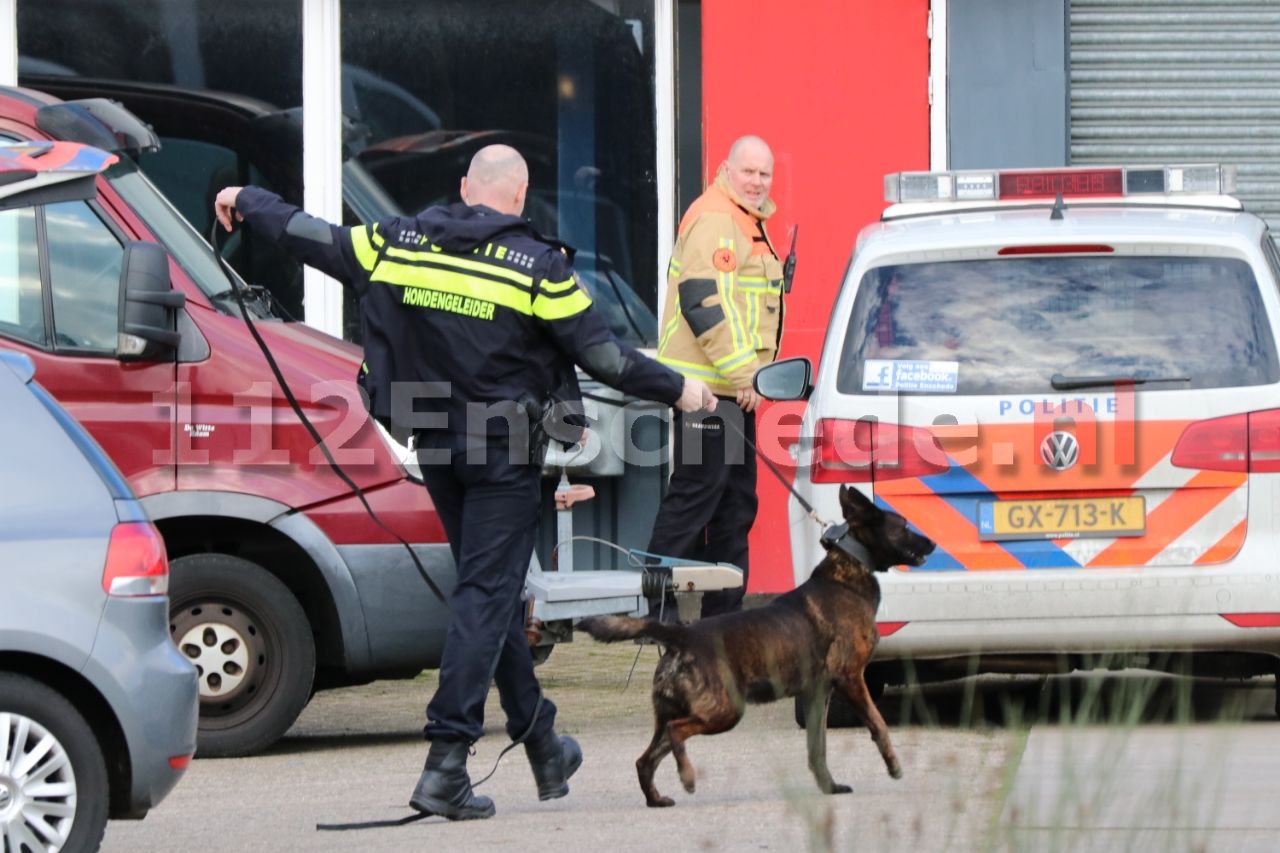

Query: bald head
[723,135,774,209]
[728,135,771,164]
[460,144,530,215]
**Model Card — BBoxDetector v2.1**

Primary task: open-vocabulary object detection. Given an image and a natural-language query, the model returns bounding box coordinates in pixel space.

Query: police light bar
[884,164,1237,203]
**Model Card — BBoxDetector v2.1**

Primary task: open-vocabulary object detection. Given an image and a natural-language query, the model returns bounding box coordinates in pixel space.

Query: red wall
[700,0,932,591]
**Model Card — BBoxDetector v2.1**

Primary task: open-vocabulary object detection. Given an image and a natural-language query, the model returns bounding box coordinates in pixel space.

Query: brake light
[812,418,949,483]
[1170,409,1280,473]
[101,521,169,596]
[1221,613,1280,628]
[997,244,1114,256]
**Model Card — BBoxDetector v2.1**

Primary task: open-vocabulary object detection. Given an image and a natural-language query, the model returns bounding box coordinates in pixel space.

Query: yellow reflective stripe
[540,275,578,294]
[657,356,720,380]
[734,268,778,343]
[717,237,749,354]
[533,274,593,318]
[657,357,737,391]
[711,347,755,371]
[737,280,783,294]
[372,262,534,316]
[351,225,380,271]
[662,348,753,380]
[657,314,681,355]
[533,287,592,321]
[383,245,535,288]
[667,258,681,278]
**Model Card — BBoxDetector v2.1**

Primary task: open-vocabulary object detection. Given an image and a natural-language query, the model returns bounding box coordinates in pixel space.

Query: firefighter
[646,135,786,618]
[214,145,715,820]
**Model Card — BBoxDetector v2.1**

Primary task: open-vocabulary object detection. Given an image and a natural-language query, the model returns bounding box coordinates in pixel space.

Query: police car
[757,164,1280,710]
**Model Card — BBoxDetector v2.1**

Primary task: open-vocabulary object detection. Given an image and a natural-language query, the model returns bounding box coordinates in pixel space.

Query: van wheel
[169,554,316,758]
[793,678,887,729]
[0,673,109,852]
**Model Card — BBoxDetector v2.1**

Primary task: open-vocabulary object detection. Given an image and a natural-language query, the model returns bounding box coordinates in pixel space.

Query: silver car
[0,142,198,852]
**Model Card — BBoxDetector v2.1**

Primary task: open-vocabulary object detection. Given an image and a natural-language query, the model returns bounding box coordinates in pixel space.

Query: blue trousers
[417,432,556,744]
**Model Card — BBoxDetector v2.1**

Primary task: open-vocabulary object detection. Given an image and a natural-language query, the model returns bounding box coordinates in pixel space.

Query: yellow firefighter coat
[656,168,785,395]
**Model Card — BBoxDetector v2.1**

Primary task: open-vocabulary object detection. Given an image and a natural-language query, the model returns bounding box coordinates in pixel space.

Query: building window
[17,0,659,346]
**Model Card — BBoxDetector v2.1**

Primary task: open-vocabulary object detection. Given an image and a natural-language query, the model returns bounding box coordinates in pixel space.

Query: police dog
[577,485,935,807]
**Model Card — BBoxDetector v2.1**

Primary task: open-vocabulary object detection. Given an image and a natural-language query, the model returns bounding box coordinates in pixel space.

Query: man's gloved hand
[677,377,718,413]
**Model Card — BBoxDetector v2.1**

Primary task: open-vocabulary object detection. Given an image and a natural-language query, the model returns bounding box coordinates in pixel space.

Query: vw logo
[1040,431,1079,471]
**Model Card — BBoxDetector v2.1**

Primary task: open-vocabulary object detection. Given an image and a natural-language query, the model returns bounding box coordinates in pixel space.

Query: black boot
[524,730,583,801]
[409,740,495,820]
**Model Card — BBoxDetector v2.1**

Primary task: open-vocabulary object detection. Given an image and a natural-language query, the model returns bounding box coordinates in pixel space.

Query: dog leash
[315,694,546,831]
[209,222,447,604]
[718,409,826,526]
[721,412,874,565]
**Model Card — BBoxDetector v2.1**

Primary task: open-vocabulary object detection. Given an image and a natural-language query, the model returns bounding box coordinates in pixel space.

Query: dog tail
[576,615,688,647]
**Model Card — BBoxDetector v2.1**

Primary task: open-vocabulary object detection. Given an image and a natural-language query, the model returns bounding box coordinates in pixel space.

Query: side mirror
[117,241,185,362]
[754,357,813,401]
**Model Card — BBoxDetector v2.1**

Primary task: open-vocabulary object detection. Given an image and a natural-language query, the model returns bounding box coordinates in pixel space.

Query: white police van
[757,164,1280,711]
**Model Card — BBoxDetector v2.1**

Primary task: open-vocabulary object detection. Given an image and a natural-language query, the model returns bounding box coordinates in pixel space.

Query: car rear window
[837,255,1279,395]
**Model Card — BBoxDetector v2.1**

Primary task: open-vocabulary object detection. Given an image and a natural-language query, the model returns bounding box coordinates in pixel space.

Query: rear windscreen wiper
[1050,373,1190,391]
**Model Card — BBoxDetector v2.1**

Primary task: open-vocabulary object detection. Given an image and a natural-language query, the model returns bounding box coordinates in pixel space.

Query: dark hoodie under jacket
[233,187,683,439]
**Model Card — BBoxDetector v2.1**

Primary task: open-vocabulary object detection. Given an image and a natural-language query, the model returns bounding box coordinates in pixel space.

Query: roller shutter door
[1070,0,1280,231]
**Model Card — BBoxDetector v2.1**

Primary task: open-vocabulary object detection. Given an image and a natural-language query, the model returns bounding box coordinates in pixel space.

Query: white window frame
[929,0,948,170]
[301,0,344,337]
[0,0,16,86]
[653,0,674,343]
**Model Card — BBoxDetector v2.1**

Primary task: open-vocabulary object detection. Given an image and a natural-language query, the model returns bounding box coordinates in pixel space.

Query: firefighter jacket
[656,168,785,396]
[233,187,684,440]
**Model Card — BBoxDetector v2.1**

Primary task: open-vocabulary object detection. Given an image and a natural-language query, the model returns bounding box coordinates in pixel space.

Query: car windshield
[102,158,248,302]
[838,254,1280,395]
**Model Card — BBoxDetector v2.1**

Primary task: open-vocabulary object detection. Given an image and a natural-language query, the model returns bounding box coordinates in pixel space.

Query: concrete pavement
[99,644,1280,852]
[101,700,1009,852]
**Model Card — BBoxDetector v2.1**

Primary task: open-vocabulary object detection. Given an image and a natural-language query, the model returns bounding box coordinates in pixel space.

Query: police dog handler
[646,135,786,617]
[214,145,715,821]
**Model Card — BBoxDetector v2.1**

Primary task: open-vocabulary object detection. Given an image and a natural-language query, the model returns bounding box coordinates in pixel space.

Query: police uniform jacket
[233,186,683,439]
[656,168,785,396]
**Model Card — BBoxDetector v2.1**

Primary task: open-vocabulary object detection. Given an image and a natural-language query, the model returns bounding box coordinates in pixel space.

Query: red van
[0,85,454,757]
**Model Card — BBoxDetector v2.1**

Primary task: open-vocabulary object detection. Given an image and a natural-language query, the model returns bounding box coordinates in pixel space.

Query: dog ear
[838,485,877,519]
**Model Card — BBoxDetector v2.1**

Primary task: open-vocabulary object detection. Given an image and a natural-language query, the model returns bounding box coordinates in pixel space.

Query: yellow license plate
[978,496,1145,540]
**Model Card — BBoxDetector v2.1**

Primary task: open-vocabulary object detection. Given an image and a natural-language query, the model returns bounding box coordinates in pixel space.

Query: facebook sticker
[862,360,959,393]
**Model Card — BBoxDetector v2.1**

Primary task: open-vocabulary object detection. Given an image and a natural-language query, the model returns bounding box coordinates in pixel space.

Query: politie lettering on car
[756,163,1280,721]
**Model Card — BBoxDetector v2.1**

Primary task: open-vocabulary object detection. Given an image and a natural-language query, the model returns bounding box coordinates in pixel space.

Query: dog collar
[820,522,875,568]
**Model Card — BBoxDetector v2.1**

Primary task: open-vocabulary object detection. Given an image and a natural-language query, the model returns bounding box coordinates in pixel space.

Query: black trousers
[417,431,555,745]
[645,401,757,617]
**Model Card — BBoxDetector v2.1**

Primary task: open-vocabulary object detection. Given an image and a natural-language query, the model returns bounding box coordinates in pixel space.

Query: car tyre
[0,672,109,853]
[169,554,316,758]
